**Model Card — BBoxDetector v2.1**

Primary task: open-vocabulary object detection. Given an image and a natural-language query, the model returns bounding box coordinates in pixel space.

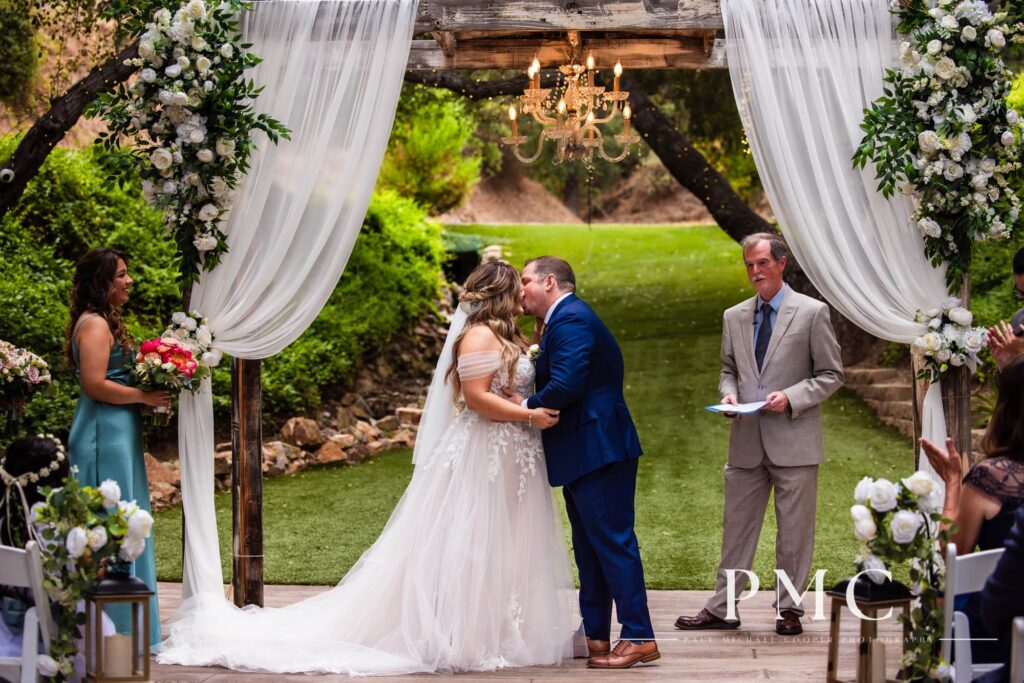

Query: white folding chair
[0,541,53,683]
[943,543,1005,682]
[1011,617,1023,683]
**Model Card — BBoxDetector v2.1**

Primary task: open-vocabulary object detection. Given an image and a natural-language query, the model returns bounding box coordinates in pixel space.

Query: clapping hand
[919,437,962,487]
[988,320,1024,370]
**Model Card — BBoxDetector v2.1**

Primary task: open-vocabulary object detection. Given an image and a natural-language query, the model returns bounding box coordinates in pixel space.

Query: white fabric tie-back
[721,0,949,477]
[177,0,418,601]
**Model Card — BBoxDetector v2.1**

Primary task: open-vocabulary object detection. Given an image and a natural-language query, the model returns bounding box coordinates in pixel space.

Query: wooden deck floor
[151,583,907,682]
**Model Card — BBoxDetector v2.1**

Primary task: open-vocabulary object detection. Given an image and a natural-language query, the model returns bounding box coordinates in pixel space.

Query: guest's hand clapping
[988,320,1024,370]
[919,437,962,488]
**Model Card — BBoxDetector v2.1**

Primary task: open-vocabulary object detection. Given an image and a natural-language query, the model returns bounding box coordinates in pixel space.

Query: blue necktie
[755,302,773,371]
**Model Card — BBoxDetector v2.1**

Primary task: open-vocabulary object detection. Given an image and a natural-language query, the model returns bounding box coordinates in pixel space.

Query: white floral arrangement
[527,344,541,363]
[851,470,949,680]
[165,310,223,370]
[854,0,1024,289]
[96,0,288,285]
[31,474,155,680]
[911,296,987,382]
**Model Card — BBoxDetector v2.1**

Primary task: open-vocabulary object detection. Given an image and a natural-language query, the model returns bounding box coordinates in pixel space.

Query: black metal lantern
[84,569,152,682]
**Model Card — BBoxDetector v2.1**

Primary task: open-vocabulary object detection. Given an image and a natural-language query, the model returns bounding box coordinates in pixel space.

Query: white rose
[99,479,121,508]
[948,306,973,326]
[36,655,59,677]
[869,479,899,512]
[924,307,941,318]
[943,161,964,181]
[172,91,189,106]
[971,174,989,191]
[182,317,198,332]
[927,39,943,55]
[987,29,1006,49]
[140,68,157,83]
[201,350,223,367]
[161,180,177,195]
[177,55,190,69]
[118,500,139,518]
[902,471,937,498]
[165,63,182,78]
[150,148,173,171]
[942,296,961,311]
[186,0,206,19]
[1008,110,1020,126]
[935,348,952,362]
[158,90,174,105]
[950,353,966,367]
[119,537,146,562]
[890,510,924,544]
[204,80,214,92]
[962,25,977,41]
[852,505,878,541]
[220,43,234,59]
[918,218,942,238]
[139,41,156,61]
[215,138,235,157]
[189,128,205,144]
[65,526,88,559]
[919,487,945,514]
[854,477,874,504]
[197,203,220,222]
[127,509,154,540]
[193,233,219,252]
[1002,130,1016,146]
[197,148,215,163]
[196,328,213,346]
[918,130,941,154]
[196,56,212,74]
[861,554,888,584]
[86,526,107,551]
[191,35,208,51]
[940,14,958,29]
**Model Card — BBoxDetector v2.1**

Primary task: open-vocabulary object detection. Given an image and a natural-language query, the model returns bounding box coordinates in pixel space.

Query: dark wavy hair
[445,261,528,401]
[65,248,131,367]
[0,436,69,547]
[981,356,1024,461]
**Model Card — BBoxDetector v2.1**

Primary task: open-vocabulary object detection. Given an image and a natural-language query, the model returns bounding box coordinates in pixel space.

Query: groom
[511,256,657,669]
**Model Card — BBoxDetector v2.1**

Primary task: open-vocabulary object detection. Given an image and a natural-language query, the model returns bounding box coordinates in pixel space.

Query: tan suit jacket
[719,289,844,468]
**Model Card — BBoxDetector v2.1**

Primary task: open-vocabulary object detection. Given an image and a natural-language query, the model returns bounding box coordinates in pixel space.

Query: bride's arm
[459,326,559,429]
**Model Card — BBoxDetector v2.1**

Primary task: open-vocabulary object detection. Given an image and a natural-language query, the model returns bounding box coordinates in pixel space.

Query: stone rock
[314,441,347,464]
[395,407,423,426]
[350,402,371,420]
[145,452,180,486]
[330,433,356,449]
[262,441,303,476]
[280,417,324,449]
[346,443,369,464]
[366,440,386,455]
[150,482,180,510]
[336,407,355,429]
[374,415,400,434]
[392,429,416,448]
[341,393,359,407]
[215,441,232,452]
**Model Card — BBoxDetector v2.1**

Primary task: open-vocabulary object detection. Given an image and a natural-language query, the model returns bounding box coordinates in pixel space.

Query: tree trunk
[0,40,140,221]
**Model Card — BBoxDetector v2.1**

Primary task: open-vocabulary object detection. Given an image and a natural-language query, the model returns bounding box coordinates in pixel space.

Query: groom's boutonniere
[527,344,541,363]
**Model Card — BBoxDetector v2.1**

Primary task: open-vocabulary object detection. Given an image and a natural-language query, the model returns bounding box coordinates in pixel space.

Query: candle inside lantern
[613,61,622,92]
[104,634,133,677]
[623,103,631,135]
[508,104,518,137]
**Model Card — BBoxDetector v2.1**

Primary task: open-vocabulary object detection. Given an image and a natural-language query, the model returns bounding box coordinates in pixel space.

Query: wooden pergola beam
[415,0,723,32]
[407,36,726,70]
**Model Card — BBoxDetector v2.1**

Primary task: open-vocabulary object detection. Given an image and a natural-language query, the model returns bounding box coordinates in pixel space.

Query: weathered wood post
[231,357,264,607]
[941,275,973,468]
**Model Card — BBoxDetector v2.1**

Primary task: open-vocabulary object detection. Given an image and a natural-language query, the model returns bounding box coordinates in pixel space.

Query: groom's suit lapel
[537,294,576,384]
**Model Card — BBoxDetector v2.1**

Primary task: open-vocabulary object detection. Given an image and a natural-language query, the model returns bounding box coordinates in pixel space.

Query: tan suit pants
[704,455,818,619]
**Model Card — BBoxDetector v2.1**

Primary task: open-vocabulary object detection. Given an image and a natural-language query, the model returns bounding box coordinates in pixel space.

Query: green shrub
[0,0,37,103]
[0,138,445,438]
[376,84,481,215]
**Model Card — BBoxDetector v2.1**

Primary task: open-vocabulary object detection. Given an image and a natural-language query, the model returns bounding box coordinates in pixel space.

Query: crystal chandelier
[500,48,641,167]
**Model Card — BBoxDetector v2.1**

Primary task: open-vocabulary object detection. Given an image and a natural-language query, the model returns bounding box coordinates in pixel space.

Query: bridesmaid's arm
[77,317,167,408]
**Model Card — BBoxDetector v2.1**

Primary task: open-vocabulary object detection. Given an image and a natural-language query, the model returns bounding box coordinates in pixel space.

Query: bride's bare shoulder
[459,324,502,355]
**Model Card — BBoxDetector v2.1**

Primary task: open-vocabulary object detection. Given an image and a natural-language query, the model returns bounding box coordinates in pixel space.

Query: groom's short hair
[525,256,576,292]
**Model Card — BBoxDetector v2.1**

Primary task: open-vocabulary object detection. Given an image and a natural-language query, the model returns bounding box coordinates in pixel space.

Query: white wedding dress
[157,329,579,675]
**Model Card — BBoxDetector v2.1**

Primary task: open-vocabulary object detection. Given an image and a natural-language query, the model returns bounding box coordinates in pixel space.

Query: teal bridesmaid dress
[68,314,161,647]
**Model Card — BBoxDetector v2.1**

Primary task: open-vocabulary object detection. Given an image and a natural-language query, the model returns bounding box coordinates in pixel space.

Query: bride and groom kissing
[157,256,658,675]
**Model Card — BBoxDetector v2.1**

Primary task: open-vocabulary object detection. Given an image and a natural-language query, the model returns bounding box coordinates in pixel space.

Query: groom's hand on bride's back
[500,387,524,404]
[531,407,560,429]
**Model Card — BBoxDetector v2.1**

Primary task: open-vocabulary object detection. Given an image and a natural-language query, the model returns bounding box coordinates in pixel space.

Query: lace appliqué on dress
[964,456,1024,509]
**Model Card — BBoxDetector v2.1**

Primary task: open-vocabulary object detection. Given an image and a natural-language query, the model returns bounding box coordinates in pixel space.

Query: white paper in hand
[704,401,767,415]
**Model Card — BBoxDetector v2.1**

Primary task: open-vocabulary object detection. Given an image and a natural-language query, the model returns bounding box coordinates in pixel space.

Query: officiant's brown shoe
[586,640,660,669]
[775,609,803,636]
[674,608,741,630]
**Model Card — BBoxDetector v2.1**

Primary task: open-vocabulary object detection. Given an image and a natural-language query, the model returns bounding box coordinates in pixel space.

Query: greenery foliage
[377,83,482,215]
[0,139,445,439]
[0,0,38,103]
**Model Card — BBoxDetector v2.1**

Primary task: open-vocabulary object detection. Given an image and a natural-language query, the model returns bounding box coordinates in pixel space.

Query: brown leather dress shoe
[574,638,611,659]
[587,640,660,669]
[776,609,803,636]
[674,608,741,630]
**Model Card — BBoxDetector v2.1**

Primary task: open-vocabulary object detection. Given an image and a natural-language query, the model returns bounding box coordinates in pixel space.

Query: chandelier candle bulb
[623,103,631,135]
[613,61,622,92]
[531,57,541,89]
[508,105,518,137]
[586,53,595,71]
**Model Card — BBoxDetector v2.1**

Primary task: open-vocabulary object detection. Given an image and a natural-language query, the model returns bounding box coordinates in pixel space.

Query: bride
[157,261,580,675]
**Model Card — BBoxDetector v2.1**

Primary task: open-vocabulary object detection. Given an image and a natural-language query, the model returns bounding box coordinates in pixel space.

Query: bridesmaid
[66,248,170,648]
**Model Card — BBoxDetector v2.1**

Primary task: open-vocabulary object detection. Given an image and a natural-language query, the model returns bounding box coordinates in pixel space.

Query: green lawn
[155,223,915,588]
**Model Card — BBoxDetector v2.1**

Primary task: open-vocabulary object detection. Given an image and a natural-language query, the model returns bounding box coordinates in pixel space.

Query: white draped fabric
[721,0,949,474]
[176,0,418,600]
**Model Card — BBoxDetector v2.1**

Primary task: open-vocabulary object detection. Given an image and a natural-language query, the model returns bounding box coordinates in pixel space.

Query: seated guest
[0,435,68,655]
[921,356,1024,663]
[977,507,1024,683]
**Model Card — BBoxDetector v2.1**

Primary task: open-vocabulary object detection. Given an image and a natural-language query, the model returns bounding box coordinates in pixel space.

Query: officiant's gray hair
[741,232,788,264]
[525,256,576,292]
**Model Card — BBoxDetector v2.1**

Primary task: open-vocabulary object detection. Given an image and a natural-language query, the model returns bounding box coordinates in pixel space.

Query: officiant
[676,233,843,636]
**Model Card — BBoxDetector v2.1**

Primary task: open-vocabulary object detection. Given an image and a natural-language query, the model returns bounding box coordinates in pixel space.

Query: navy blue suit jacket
[527,294,642,486]
[978,506,1024,683]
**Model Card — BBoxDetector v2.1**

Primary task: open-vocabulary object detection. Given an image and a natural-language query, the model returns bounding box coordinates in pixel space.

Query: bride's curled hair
[446,261,528,401]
